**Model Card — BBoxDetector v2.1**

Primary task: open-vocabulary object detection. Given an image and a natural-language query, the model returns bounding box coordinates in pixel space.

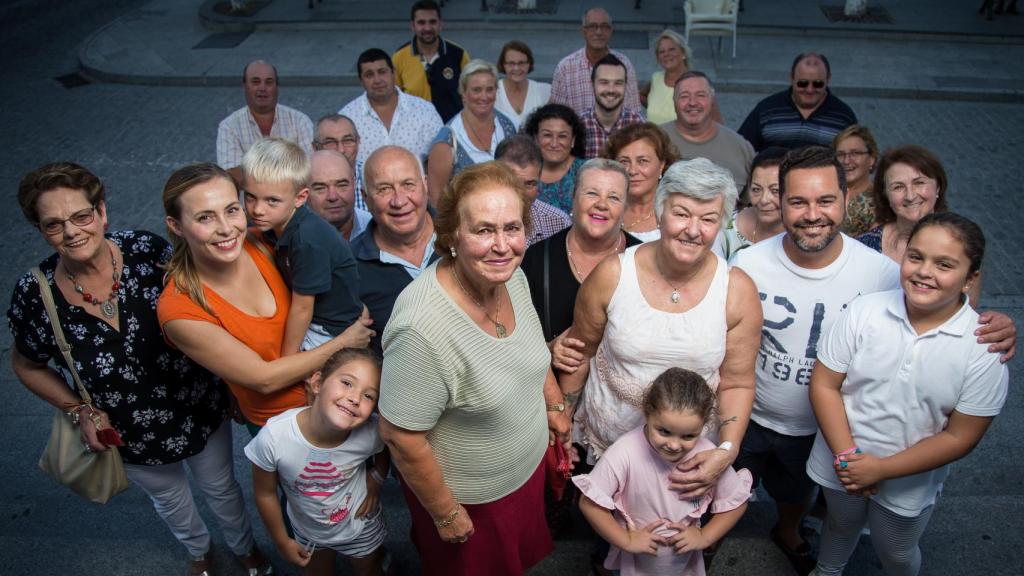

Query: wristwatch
[546,402,565,413]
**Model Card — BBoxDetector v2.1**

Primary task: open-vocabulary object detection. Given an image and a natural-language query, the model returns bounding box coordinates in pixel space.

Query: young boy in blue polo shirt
[242,137,366,355]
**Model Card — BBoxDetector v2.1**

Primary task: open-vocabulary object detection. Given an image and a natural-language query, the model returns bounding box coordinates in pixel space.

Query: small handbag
[32,268,129,504]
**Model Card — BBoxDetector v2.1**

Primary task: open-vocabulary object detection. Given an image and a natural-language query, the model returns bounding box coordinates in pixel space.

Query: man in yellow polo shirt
[392,0,469,123]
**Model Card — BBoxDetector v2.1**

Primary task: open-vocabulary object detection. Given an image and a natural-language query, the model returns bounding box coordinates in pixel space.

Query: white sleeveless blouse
[579,245,729,458]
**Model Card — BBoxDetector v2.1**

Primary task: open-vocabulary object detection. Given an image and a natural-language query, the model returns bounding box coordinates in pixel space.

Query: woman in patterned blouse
[7,162,269,576]
[833,124,879,236]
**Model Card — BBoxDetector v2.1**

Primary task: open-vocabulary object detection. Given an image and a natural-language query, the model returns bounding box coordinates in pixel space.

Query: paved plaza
[0,0,1021,574]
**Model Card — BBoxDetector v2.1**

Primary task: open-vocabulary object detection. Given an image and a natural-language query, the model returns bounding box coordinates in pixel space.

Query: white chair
[684,0,739,58]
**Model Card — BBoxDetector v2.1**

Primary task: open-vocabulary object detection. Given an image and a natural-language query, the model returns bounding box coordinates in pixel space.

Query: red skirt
[401,461,553,576]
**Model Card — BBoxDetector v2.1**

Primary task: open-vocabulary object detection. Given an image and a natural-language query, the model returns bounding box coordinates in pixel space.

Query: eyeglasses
[836,150,870,160]
[39,206,96,235]
[315,136,358,151]
[583,23,612,31]
[504,60,530,68]
[795,80,826,89]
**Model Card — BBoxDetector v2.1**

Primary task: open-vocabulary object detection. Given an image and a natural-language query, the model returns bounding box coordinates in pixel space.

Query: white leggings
[124,422,254,558]
[815,487,935,576]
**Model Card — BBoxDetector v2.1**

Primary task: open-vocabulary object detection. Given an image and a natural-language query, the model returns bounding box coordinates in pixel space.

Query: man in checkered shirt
[495,135,570,247]
[216,60,314,183]
[578,54,645,159]
[549,7,640,118]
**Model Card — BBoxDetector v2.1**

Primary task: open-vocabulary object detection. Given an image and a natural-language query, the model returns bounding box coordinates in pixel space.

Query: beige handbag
[32,268,129,504]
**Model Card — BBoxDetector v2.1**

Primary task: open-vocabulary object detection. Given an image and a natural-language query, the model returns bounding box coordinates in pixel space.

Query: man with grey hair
[308,150,372,241]
[660,71,753,194]
[549,7,641,117]
[217,59,314,183]
[350,145,439,353]
[495,135,570,246]
[314,114,367,211]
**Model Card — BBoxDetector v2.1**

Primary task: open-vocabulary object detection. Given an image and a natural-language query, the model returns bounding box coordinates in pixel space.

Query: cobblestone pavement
[0,1,1021,575]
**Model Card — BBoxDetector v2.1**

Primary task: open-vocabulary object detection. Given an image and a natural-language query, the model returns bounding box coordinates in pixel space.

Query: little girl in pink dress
[574,367,752,576]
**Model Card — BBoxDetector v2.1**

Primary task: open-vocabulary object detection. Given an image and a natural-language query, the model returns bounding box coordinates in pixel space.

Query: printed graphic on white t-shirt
[730,234,899,436]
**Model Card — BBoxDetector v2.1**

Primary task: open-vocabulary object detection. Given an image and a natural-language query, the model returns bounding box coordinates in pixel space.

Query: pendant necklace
[65,242,121,319]
[654,254,682,304]
[451,266,507,338]
[464,113,494,152]
[623,210,654,231]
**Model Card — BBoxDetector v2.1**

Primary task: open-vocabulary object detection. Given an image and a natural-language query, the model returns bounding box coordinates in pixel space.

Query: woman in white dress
[559,158,762,499]
[494,41,551,130]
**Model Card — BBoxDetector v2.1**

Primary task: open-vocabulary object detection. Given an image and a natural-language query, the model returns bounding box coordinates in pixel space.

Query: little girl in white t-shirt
[246,348,391,576]
[573,367,752,576]
[807,213,1009,576]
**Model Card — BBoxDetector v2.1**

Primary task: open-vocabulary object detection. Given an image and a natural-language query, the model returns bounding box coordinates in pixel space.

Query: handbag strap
[542,238,552,342]
[30,267,92,405]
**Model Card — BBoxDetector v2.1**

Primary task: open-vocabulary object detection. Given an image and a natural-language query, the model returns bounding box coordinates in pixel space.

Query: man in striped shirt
[738,53,857,151]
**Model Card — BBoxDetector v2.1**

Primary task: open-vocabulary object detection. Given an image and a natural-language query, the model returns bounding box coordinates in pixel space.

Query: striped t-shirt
[737,88,857,151]
[379,263,550,504]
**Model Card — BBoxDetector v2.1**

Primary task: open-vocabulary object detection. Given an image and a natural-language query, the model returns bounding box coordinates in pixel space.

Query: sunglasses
[795,80,826,89]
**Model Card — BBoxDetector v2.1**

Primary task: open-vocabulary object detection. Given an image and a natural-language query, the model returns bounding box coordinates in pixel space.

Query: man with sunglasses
[738,53,857,152]
[550,7,641,117]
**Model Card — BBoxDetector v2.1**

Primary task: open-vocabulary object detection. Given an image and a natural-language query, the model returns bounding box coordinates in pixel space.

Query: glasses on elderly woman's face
[836,150,870,161]
[795,79,826,89]
[39,206,96,235]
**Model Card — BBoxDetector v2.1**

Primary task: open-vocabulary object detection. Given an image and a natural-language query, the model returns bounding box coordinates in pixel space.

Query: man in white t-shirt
[730,146,1015,575]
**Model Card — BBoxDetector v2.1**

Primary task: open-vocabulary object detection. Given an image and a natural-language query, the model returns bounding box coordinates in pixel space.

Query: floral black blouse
[7,230,228,465]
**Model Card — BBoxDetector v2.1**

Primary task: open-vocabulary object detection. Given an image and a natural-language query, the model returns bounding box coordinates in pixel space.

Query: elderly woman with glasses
[427,59,518,205]
[494,41,551,130]
[8,162,273,576]
[559,158,762,497]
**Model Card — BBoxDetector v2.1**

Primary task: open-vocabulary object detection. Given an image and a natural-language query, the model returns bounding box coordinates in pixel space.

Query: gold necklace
[623,210,654,231]
[566,231,623,283]
[451,266,507,338]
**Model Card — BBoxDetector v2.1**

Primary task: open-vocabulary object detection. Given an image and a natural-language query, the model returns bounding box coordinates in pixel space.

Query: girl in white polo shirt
[806,212,1008,576]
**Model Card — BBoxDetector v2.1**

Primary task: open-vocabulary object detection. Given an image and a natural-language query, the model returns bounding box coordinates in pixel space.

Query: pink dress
[573,428,752,576]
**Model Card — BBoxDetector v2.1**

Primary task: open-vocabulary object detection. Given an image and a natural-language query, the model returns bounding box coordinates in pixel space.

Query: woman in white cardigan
[494,41,551,130]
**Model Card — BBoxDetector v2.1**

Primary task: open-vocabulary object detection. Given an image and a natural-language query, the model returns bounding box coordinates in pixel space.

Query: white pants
[124,422,254,558]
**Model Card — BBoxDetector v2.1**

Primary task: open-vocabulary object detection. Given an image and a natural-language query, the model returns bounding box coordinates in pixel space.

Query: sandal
[770,524,816,576]
[238,547,274,576]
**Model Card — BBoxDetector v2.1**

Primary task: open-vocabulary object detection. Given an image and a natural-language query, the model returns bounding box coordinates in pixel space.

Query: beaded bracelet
[834,446,861,469]
[434,504,462,528]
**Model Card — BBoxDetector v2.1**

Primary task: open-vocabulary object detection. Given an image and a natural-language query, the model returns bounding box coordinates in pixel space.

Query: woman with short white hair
[427,59,517,204]
[559,158,762,500]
